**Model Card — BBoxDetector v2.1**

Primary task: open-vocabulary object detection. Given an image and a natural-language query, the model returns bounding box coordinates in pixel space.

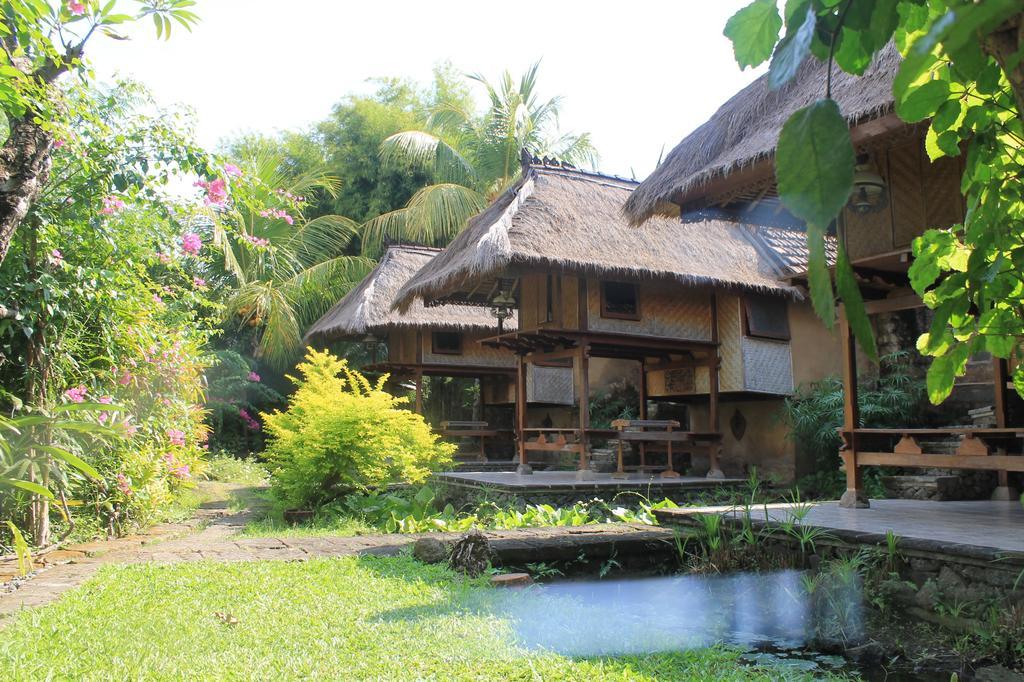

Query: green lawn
[0,556,833,681]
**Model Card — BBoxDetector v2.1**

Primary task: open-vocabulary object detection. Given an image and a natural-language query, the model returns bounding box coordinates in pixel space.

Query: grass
[0,555,833,681]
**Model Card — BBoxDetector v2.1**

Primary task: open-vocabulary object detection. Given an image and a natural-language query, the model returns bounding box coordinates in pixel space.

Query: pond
[483,571,955,681]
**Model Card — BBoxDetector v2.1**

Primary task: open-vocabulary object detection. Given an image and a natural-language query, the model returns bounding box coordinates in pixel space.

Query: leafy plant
[784,352,925,498]
[723,0,1024,403]
[5,521,32,576]
[262,350,455,509]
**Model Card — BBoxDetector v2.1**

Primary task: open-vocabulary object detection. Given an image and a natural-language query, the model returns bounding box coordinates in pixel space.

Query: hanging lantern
[489,291,516,333]
[848,153,888,215]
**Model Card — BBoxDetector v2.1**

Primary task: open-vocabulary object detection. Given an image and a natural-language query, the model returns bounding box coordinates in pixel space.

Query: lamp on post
[848,153,888,215]
[490,291,515,334]
[362,333,380,364]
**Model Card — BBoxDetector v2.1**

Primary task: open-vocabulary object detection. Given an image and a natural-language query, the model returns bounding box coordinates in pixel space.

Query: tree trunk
[0,114,53,265]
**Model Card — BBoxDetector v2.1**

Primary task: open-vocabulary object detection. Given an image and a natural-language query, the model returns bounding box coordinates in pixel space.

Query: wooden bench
[840,427,1024,472]
[611,419,724,479]
[440,421,509,463]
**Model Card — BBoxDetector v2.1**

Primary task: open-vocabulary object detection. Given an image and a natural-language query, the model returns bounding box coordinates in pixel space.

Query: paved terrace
[656,499,1024,556]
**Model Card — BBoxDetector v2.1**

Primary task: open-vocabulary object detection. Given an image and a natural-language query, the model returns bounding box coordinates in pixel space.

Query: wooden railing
[440,421,511,463]
[841,427,1024,473]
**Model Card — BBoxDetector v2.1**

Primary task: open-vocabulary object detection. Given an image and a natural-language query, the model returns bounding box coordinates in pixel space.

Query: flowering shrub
[262,350,454,509]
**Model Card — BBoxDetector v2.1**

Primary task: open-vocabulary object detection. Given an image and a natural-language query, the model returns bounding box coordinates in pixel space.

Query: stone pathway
[0,483,674,626]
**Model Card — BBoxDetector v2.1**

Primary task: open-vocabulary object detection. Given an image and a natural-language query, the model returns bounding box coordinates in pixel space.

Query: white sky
[87,0,763,180]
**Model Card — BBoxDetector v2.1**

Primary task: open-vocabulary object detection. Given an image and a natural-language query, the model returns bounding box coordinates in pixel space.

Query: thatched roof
[305,245,506,344]
[624,44,901,224]
[395,164,796,311]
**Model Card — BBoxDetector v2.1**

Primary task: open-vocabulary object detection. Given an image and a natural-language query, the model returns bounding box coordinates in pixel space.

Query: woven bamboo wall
[420,330,516,368]
[585,278,713,340]
[717,294,745,393]
[742,337,794,394]
[844,136,964,261]
[527,364,574,404]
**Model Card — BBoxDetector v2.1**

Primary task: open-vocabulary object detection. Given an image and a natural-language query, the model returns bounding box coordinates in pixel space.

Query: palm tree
[211,148,373,370]
[361,62,597,255]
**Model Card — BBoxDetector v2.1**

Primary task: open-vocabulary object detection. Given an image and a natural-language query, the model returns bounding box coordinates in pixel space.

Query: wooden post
[414,369,423,415]
[576,343,593,480]
[838,306,868,508]
[515,355,531,474]
[638,359,647,472]
[992,357,1019,500]
[707,354,724,479]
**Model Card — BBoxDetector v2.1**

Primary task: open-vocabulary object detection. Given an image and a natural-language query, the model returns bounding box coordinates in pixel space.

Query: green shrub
[783,351,925,498]
[262,350,455,509]
[203,451,269,485]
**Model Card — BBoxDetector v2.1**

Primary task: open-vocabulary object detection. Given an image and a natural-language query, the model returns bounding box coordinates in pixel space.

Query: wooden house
[305,245,517,425]
[625,45,1021,506]
[397,157,835,482]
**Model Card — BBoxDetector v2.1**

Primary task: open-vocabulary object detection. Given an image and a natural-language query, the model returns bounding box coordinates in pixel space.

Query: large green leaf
[896,79,950,123]
[0,476,54,498]
[724,0,783,69]
[806,224,835,329]
[776,99,855,229]
[835,243,878,361]
[0,109,8,146]
[926,342,970,405]
[768,6,816,90]
[32,444,101,480]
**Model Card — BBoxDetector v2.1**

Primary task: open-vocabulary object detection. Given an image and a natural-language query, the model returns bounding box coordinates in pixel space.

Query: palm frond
[379,130,476,185]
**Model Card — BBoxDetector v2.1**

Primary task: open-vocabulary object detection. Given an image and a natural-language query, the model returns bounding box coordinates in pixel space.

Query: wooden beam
[856,452,1024,473]
[863,293,924,315]
[414,370,423,415]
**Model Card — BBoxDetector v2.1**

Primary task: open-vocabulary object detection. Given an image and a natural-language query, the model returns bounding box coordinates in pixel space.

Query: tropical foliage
[783,352,926,498]
[361,62,597,254]
[261,350,455,510]
[723,0,1024,403]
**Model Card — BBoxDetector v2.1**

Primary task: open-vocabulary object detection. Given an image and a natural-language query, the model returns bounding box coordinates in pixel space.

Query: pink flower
[244,234,270,248]
[49,249,63,267]
[53,139,65,149]
[171,463,191,480]
[116,473,133,496]
[180,232,202,255]
[223,163,242,178]
[99,195,126,216]
[98,412,109,424]
[68,1,85,16]
[98,395,113,405]
[63,385,87,403]
[259,208,294,224]
[193,277,207,288]
[158,252,172,265]
[196,178,228,206]
[118,370,133,386]
[153,293,163,304]
[247,371,261,382]
[167,428,186,447]
[121,419,138,437]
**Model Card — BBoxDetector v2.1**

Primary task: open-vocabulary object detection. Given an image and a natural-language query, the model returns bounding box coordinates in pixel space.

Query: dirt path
[0,482,674,627]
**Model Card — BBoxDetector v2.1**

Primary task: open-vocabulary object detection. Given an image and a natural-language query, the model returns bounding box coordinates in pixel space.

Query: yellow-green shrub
[262,350,454,509]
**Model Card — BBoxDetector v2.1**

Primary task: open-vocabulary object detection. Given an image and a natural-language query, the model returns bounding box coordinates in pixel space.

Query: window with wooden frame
[743,294,791,341]
[600,281,640,320]
[431,331,463,355]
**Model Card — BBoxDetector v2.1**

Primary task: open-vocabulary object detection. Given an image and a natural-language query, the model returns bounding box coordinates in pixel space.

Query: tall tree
[362,62,597,254]
[0,0,198,265]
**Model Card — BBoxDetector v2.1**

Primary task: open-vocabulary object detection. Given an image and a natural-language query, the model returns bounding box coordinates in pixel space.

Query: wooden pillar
[992,357,1018,500]
[515,355,531,474]
[638,358,648,472]
[838,306,868,508]
[706,293,724,479]
[576,343,593,480]
[414,370,423,415]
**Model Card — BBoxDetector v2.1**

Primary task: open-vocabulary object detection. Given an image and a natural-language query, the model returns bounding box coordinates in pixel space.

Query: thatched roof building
[305,244,507,345]
[624,44,901,224]
[395,163,796,310]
